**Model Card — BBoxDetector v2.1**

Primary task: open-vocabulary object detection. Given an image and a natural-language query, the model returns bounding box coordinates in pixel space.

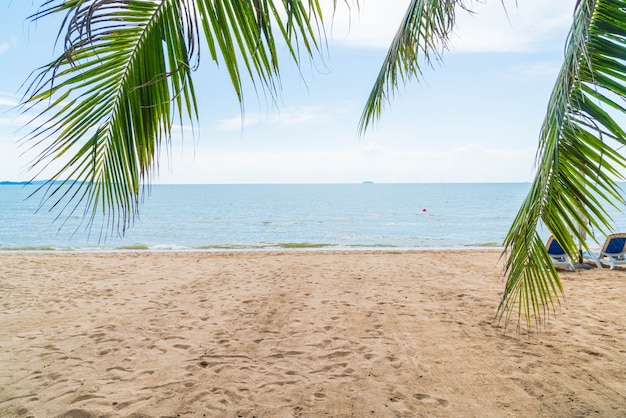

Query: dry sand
[0,250,624,417]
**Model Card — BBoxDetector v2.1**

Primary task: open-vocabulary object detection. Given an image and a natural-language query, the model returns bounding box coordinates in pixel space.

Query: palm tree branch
[498,0,626,330]
[358,0,468,134]
[21,0,197,237]
[20,0,328,236]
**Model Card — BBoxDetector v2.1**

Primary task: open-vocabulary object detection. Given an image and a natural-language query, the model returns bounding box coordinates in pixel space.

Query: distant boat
[362,181,374,184]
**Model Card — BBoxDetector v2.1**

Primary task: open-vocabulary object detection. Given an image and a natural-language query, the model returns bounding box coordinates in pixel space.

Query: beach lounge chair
[546,235,575,271]
[583,233,626,269]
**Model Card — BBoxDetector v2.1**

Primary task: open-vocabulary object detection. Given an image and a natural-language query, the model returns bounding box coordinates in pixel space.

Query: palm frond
[498,0,626,330]
[20,0,327,236]
[357,0,472,134]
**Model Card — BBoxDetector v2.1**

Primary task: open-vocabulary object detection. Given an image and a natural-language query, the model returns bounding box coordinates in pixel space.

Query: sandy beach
[1,250,624,417]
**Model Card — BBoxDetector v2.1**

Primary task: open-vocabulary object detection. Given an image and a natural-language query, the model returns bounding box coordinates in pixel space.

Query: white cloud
[0,113,31,128]
[155,142,536,184]
[0,93,19,107]
[216,106,335,132]
[502,61,562,82]
[0,34,19,55]
[452,0,574,53]
[0,98,18,107]
[322,2,407,48]
[352,143,537,183]
[0,141,25,181]
[325,0,574,53]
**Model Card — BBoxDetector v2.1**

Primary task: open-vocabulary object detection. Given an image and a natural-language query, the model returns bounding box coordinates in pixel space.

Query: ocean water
[0,183,540,251]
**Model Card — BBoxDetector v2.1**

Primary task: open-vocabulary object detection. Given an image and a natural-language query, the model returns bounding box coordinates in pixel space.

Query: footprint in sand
[173,343,191,350]
[314,392,326,400]
[386,355,403,369]
[413,393,449,407]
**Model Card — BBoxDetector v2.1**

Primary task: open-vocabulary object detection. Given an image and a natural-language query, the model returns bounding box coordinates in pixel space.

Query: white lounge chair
[546,235,575,271]
[583,233,626,269]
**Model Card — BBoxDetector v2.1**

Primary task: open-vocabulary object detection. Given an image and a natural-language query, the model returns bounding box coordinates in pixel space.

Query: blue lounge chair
[546,235,575,271]
[583,233,626,269]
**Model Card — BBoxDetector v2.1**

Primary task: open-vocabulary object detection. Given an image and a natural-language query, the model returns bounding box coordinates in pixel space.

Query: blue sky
[0,0,575,184]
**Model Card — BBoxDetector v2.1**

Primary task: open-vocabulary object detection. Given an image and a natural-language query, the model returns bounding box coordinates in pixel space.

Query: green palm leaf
[20,0,326,236]
[357,0,467,134]
[359,0,626,331]
[498,0,626,330]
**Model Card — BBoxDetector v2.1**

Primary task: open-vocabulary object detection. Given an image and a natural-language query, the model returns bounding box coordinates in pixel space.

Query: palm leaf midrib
[95,1,172,150]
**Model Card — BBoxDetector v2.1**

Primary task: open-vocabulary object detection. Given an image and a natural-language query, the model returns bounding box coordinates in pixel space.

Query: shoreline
[1,250,624,417]
[0,245,507,253]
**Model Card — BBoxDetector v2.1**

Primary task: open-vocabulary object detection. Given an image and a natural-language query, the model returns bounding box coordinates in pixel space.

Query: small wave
[0,245,58,251]
[195,244,258,250]
[345,243,397,248]
[116,244,150,250]
[464,242,503,248]
[277,242,336,249]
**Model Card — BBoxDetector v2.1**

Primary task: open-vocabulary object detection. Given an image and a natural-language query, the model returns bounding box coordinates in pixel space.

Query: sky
[0,0,576,184]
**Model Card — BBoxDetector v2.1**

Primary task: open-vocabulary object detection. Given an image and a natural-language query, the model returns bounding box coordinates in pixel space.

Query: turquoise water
[0,183,540,251]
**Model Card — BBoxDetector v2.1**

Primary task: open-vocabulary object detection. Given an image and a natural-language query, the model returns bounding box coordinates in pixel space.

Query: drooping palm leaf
[497,0,626,330]
[357,0,472,134]
[20,0,328,236]
[358,0,626,331]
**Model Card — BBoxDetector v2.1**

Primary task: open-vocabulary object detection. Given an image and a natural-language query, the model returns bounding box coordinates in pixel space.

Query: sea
[1,183,625,252]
